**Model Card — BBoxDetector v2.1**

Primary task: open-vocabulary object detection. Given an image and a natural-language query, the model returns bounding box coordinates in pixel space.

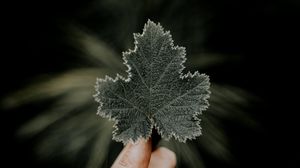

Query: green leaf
[94,20,210,143]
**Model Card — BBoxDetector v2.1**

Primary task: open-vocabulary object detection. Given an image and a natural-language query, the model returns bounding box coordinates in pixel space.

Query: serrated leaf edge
[94,19,211,144]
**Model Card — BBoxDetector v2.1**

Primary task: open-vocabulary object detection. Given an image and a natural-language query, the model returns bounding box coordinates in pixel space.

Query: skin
[112,139,176,168]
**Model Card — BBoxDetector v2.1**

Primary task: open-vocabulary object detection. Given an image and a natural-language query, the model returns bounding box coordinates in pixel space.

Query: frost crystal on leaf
[94,20,210,144]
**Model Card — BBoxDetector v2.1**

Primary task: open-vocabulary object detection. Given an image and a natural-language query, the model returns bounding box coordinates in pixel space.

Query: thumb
[111,139,152,168]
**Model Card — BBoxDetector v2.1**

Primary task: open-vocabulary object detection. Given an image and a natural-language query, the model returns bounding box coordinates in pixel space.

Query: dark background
[2,0,299,167]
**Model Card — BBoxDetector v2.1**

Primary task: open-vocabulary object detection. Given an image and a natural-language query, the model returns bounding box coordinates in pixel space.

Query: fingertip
[112,139,152,168]
[149,147,176,168]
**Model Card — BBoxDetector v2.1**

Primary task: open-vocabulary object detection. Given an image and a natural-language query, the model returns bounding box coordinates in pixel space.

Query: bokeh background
[2,0,299,167]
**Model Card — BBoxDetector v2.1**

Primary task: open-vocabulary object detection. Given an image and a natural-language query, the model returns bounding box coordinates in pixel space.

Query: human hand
[111,139,176,168]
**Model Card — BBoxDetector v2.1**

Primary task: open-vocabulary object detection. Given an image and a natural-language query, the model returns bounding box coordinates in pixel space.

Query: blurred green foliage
[8,0,295,167]
[2,27,257,168]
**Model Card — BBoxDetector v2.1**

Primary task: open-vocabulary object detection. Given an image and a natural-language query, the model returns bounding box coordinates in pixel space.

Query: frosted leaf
[94,20,210,144]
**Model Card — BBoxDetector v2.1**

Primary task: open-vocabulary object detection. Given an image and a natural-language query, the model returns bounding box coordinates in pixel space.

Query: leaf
[94,20,210,143]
